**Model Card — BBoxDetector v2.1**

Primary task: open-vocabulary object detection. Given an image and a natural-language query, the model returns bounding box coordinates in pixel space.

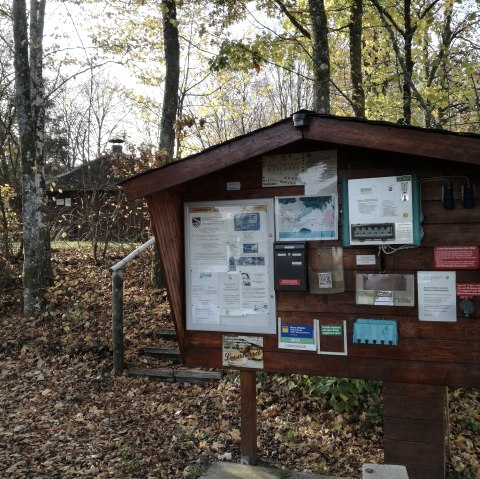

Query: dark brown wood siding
[383,382,446,479]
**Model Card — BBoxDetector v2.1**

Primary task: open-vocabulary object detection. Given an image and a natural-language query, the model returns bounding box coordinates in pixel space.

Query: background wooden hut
[49,153,148,243]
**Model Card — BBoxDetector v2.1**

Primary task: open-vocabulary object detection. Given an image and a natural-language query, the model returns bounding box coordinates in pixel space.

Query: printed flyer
[418,271,457,322]
[222,336,264,368]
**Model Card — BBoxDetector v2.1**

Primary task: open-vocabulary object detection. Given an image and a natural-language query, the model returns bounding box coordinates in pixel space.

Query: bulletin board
[185,199,276,334]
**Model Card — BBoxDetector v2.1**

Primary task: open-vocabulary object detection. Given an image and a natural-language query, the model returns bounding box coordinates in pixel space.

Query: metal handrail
[110,237,156,375]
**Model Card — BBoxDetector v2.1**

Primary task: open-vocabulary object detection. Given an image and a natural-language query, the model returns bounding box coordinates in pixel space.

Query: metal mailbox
[273,242,307,291]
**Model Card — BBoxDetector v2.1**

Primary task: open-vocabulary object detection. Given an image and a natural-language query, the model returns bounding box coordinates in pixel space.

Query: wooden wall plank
[395,464,445,479]
[383,382,446,398]
[186,320,480,347]
[384,440,445,476]
[384,439,445,465]
[183,347,480,387]
[383,395,445,421]
[383,417,444,444]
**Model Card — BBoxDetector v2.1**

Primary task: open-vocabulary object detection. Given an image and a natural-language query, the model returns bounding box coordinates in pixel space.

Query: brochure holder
[356,273,415,306]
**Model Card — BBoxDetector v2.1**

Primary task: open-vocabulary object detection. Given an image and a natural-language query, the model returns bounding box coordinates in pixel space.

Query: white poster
[219,272,242,316]
[262,151,337,195]
[191,271,220,325]
[418,271,457,322]
[241,272,270,314]
[185,200,276,334]
[189,213,229,271]
[303,152,338,195]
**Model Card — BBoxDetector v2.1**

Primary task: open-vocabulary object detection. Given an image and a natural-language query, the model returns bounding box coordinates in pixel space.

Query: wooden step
[156,328,177,339]
[142,346,181,363]
[129,367,222,384]
[129,367,174,381]
[175,369,222,384]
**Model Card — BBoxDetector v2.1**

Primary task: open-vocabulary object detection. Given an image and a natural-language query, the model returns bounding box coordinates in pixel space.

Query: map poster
[275,195,338,241]
[222,336,264,368]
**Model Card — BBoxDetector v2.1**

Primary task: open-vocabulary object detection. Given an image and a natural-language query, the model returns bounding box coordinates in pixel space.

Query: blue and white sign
[278,319,317,351]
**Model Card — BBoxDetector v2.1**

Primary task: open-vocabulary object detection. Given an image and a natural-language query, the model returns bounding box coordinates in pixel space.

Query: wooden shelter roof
[122,111,480,202]
[51,154,138,193]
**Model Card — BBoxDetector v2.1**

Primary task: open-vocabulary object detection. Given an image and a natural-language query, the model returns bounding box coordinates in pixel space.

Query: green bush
[446,467,478,479]
[300,376,382,415]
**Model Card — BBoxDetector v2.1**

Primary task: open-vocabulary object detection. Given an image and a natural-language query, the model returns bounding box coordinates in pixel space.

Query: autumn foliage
[1,246,478,478]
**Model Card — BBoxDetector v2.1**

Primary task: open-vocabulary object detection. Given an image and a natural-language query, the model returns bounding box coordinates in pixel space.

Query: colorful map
[276,195,338,240]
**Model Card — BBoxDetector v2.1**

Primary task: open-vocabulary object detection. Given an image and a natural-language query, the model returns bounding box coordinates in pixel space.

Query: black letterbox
[274,242,307,291]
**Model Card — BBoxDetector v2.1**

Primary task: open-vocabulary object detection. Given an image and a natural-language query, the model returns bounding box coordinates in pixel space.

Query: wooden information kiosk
[122,112,480,479]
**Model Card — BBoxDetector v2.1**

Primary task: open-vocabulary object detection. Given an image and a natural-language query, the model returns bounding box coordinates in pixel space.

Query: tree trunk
[159,0,180,158]
[13,0,52,314]
[349,0,365,118]
[435,6,453,128]
[150,246,166,288]
[308,0,330,114]
[153,0,180,288]
[403,0,413,124]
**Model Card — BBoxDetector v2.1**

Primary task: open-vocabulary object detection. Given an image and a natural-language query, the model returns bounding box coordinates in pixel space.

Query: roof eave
[303,116,480,164]
[122,113,480,202]
[122,119,303,201]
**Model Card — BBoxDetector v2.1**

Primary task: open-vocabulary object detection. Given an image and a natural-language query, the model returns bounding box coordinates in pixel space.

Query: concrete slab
[362,464,409,479]
[200,462,353,479]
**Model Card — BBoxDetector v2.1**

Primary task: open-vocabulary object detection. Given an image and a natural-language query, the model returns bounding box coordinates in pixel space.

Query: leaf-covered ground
[1,246,479,478]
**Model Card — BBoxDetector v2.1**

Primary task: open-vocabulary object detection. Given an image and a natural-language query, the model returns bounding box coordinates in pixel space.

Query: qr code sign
[318,272,333,289]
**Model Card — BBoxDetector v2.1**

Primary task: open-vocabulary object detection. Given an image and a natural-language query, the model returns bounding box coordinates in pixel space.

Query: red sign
[457,283,480,297]
[434,246,479,270]
[279,279,301,286]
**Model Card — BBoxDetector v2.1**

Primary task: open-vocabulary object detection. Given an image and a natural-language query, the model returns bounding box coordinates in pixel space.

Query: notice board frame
[185,198,276,334]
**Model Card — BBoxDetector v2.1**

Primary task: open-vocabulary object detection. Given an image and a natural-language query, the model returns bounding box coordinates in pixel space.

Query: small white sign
[226,181,241,191]
[418,271,457,322]
[374,290,394,306]
[356,254,377,266]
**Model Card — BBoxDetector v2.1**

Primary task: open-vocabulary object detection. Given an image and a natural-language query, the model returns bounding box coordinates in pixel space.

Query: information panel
[185,199,276,333]
[418,271,457,322]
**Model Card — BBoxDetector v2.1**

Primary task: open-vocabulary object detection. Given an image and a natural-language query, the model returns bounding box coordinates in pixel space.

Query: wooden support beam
[383,382,446,479]
[240,370,257,465]
[111,268,124,375]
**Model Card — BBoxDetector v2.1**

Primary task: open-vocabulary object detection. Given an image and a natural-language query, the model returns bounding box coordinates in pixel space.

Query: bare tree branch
[272,0,311,39]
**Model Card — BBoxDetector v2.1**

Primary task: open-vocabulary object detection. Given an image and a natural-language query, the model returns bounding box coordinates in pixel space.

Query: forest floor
[1,245,479,479]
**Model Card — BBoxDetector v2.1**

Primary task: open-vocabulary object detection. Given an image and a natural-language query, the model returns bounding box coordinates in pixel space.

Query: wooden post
[240,370,257,465]
[383,382,446,479]
[112,268,124,375]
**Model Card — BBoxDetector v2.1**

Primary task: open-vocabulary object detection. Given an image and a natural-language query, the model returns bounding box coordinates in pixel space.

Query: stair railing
[110,237,156,376]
